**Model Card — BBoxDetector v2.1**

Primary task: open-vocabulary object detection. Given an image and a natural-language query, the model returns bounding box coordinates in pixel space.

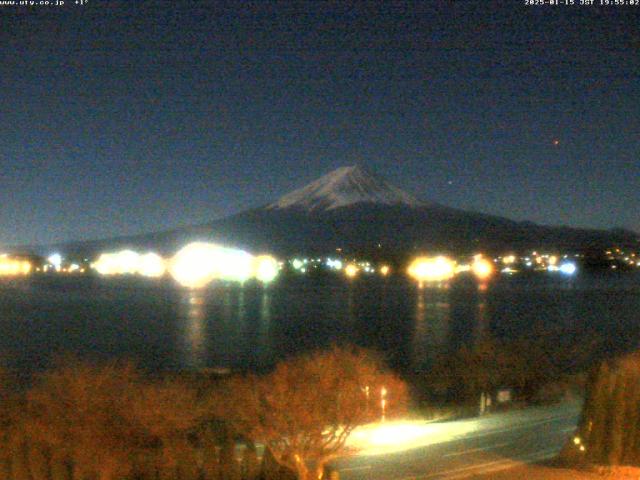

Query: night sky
[1,0,639,246]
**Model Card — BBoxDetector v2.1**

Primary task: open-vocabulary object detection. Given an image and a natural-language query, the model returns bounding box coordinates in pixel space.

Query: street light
[362,385,370,415]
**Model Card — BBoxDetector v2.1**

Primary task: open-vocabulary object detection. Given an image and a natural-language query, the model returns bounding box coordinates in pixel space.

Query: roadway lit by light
[346,419,480,457]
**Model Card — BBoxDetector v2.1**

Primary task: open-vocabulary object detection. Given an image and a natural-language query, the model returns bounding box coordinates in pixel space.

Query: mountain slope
[25,166,639,257]
[267,165,424,211]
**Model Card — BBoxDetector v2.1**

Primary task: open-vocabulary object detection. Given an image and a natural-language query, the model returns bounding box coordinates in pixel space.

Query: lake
[1,271,639,378]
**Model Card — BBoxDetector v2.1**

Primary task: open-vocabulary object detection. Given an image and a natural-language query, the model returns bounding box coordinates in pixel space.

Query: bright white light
[169,243,220,288]
[407,256,456,283]
[559,262,577,275]
[47,253,63,269]
[170,243,259,286]
[326,258,343,270]
[292,259,303,270]
[254,255,279,283]
[137,253,166,278]
[93,250,166,277]
[216,248,254,283]
[93,250,140,276]
[347,419,479,457]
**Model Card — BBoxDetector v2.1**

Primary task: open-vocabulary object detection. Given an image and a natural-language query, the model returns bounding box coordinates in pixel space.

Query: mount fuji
[267,165,425,211]
[40,166,637,257]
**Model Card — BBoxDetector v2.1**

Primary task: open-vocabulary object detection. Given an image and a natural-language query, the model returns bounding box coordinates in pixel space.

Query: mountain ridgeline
[43,166,638,257]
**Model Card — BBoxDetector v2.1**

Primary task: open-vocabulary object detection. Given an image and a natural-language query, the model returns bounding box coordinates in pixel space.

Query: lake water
[1,272,639,377]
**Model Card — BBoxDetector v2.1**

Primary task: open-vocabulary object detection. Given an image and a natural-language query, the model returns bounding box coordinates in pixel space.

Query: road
[332,401,581,480]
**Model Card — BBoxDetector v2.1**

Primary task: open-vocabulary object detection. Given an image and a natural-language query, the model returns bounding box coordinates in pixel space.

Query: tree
[0,367,13,480]
[23,360,144,480]
[211,346,408,480]
[128,376,205,479]
[22,360,207,480]
[574,352,640,466]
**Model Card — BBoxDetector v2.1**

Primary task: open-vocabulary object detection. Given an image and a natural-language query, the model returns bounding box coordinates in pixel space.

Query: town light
[0,256,32,276]
[93,250,166,277]
[93,250,140,275]
[326,258,343,271]
[345,264,359,278]
[137,252,166,278]
[502,255,516,265]
[471,256,494,280]
[254,255,279,283]
[47,253,63,271]
[559,262,577,275]
[407,256,456,284]
[216,248,254,283]
[169,242,221,288]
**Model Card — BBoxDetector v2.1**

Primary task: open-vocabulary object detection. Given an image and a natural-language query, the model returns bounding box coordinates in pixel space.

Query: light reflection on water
[475,285,489,344]
[1,273,640,375]
[411,287,451,369]
[257,289,273,364]
[180,290,207,368]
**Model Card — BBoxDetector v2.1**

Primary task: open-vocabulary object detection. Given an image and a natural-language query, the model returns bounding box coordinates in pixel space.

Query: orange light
[345,264,359,278]
[471,257,494,280]
[0,256,32,276]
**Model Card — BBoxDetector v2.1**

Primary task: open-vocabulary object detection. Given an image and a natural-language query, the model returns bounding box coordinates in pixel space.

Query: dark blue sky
[1,0,639,246]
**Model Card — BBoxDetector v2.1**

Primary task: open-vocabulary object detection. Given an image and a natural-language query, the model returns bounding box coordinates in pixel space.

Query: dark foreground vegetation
[418,324,601,410]
[0,325,611,480]
[0,347,407,480]
[564,351,640,468]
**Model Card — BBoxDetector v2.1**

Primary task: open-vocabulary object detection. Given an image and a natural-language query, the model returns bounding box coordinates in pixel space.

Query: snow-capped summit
[267,165,425,212]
